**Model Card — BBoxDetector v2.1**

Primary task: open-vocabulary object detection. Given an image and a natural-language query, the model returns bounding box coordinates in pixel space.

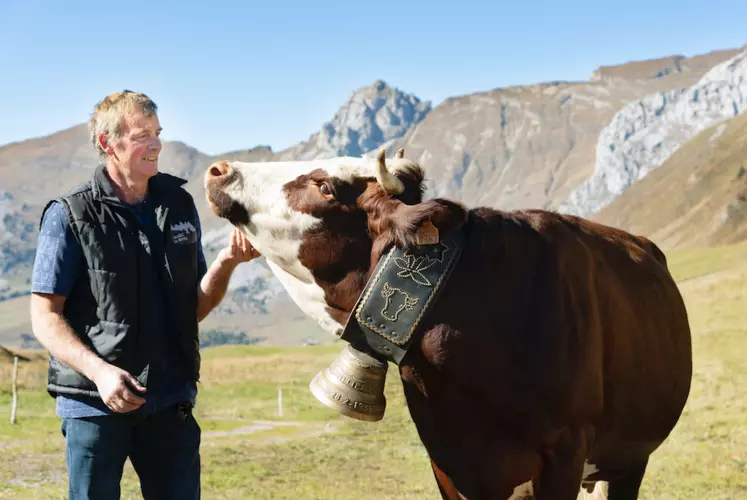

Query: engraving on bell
[309,344,388,421]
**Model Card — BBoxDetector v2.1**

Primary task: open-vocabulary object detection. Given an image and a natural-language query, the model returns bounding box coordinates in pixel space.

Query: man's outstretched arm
[197,228,260,322]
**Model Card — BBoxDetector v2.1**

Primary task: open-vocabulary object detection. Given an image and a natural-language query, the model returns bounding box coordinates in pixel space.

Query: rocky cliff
[562,49,747,217]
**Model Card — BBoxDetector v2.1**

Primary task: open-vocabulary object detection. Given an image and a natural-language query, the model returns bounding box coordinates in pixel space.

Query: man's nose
[207,161,232,180]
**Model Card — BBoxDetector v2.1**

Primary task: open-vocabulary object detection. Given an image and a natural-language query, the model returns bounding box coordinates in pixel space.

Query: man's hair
[88,90,158,162]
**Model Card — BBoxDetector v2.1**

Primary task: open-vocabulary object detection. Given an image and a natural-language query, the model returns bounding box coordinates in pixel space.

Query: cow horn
[376,149,405,195]
[395,148,405,159]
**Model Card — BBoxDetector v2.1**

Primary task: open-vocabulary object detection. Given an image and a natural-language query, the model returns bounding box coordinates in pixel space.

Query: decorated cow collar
[340,221,467,364]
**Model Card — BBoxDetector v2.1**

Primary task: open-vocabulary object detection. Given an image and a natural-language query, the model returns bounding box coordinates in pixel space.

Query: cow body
[393,207,692,499]
[204,151,692,499]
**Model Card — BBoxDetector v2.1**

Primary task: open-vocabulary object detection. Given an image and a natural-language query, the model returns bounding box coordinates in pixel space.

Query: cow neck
[339,224,469,364]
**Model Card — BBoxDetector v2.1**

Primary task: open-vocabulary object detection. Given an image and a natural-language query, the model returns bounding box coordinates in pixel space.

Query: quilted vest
[42,165,201,398]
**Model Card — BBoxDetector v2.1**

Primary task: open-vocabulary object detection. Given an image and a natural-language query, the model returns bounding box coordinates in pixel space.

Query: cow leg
[534,426,589,500]
[606,458,648,500]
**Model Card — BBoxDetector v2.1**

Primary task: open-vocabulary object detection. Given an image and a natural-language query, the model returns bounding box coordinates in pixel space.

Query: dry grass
[0,243,745,499]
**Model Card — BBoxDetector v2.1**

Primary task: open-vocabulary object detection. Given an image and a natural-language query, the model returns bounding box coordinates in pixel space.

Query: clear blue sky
[1,0,745,155]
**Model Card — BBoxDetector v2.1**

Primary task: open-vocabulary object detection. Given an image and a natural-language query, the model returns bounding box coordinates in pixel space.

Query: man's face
[108,110,162,181]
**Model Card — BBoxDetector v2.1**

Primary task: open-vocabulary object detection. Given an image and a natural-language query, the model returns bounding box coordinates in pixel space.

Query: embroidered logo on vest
[171,221,197,244]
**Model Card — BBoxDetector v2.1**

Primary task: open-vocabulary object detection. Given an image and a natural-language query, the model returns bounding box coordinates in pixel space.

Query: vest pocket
[87,321,131,364]
[89,269,136,323]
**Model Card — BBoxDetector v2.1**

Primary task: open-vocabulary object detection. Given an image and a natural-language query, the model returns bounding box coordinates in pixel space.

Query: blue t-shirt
[31,199,208,418]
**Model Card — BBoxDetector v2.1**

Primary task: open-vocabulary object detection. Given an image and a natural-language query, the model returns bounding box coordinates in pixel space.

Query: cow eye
[319,183,333,196]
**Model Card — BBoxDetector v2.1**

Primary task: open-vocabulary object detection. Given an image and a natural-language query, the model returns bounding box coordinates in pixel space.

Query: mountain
[1,46,745,348]
[592,110,747,249]
[275,79,431,160]
[562,48,747,217]
[384,48,744,212]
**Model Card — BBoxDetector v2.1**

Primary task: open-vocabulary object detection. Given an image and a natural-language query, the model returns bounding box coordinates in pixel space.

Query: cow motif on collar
[380,282,419,321]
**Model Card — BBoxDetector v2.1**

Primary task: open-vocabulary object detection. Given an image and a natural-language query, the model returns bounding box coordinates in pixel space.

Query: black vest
[42,165,201,398]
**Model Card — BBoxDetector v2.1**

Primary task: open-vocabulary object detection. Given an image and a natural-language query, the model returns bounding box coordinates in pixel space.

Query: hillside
[594,110,747,249]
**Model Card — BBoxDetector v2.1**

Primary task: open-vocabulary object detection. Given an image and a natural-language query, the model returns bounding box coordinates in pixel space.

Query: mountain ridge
[1,44,745,348]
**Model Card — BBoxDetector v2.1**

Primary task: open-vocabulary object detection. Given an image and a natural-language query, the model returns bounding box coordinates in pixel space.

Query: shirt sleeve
[31,202,83,296]
[194,205,208,281]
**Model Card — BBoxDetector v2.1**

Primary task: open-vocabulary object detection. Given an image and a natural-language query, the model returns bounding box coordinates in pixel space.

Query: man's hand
[216,228,261,266]
[30,293,146,413]
[197,228,261,321]
[92,363,147,413]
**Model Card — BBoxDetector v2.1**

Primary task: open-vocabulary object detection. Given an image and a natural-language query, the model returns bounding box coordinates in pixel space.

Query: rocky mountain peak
[278,80,431,160]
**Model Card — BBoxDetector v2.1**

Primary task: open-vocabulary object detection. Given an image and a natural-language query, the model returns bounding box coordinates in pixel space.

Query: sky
[1,0,745,156]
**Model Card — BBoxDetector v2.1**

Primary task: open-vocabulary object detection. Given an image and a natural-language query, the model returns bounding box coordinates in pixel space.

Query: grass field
[0,242,745,499]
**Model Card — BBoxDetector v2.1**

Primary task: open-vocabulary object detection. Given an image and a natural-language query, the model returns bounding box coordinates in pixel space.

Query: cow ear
[386,198,468,248]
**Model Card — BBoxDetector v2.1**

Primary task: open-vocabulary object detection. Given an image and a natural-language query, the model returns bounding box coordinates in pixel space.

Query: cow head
[204,149,467,335]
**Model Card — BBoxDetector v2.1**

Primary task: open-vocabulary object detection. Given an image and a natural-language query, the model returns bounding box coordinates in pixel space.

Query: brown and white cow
[203,149,692,500]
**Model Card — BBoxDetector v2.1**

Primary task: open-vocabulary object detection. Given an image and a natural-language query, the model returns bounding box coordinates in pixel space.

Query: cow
[203,149,692,500]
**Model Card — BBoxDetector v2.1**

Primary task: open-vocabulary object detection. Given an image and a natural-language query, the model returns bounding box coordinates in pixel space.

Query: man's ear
[98,132,114,155]
[384,198,468,248]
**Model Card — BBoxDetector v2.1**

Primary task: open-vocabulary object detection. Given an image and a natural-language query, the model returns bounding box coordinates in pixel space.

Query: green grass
[664,239,747,282]
[0,243,746,498]
[0,345,438,500]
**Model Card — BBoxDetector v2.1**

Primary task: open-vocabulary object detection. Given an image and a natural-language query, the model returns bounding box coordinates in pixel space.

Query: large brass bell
[309,343,388,421]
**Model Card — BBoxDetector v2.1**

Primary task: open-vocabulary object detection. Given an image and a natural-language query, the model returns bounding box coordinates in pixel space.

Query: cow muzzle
[309,344,388,421]
[204,161,250,225]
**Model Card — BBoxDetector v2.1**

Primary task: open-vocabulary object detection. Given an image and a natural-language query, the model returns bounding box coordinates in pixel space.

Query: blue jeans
[61,404,201,500]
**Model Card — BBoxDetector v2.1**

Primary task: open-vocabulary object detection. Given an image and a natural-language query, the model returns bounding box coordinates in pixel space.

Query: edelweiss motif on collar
[393,253,438,286]
[392,242,450,287]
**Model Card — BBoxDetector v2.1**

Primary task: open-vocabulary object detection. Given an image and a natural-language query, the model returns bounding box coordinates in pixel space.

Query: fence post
[278,385,283,418]
[10,356,18,424]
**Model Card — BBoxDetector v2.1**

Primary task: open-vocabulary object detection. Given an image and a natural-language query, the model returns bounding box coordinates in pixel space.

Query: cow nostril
[208,161,231,178]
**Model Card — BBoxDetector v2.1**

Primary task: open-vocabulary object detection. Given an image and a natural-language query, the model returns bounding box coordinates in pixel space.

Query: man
[29,90,258,499]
